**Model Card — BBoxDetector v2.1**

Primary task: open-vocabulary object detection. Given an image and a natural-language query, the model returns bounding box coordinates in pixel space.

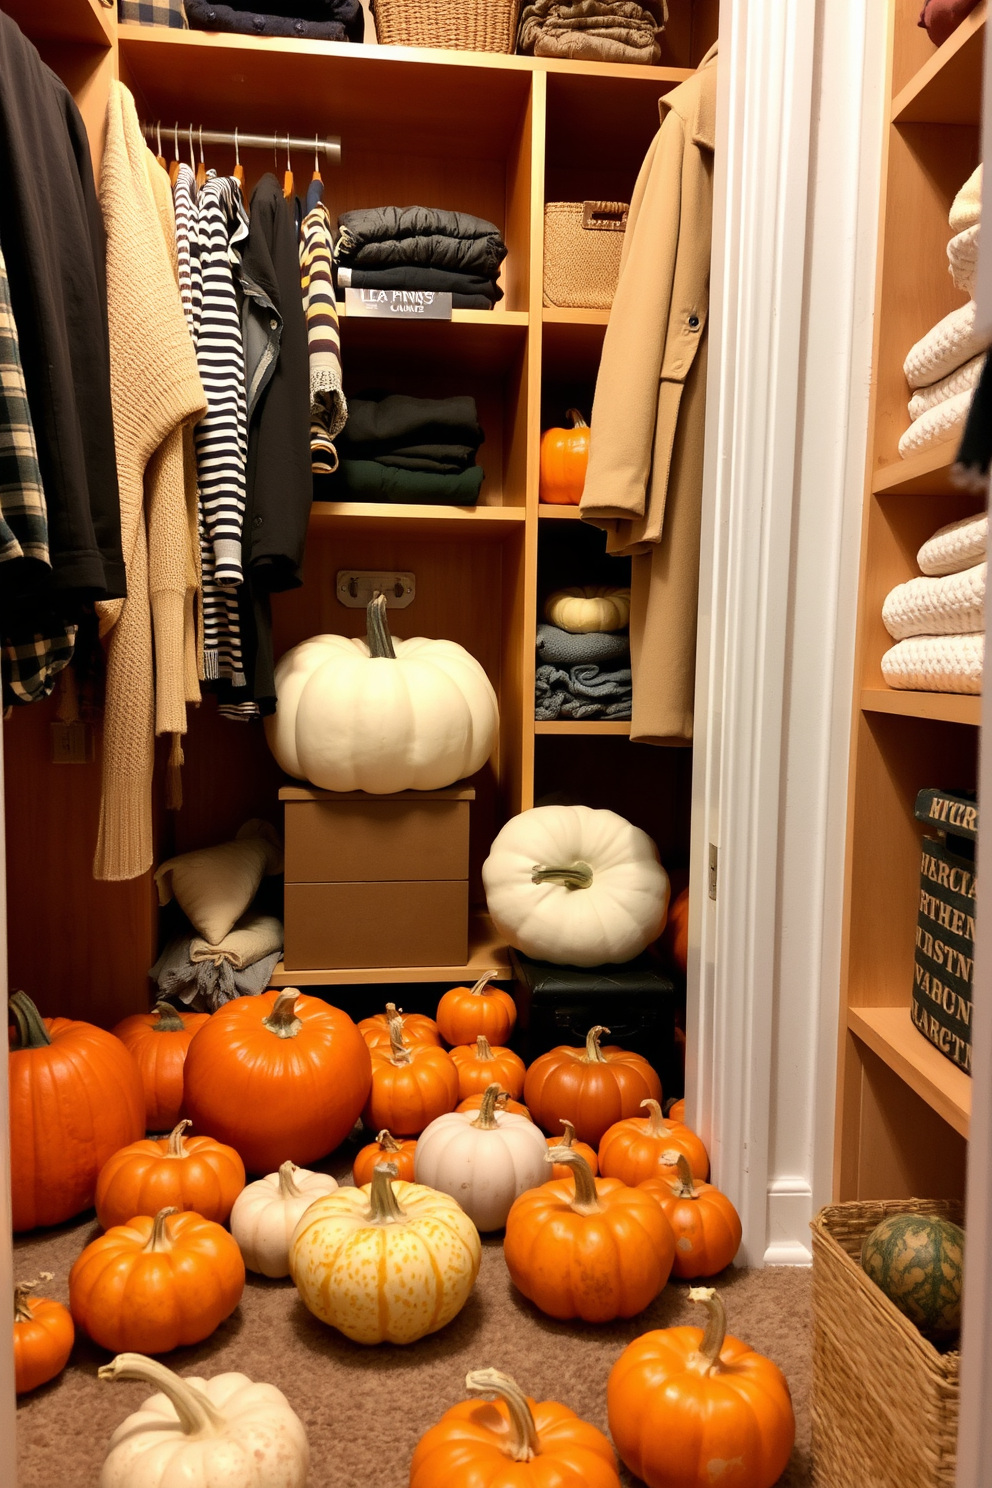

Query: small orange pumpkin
[607,1287,795,1488]
[352,1128,417,1185]
[363,1013,459,1136]
[95,1119,246,1229]
[662,886,689,972]
[69,1206,245,1355]
[457,1090,533,1121]
[13,1277,74,1394]
[667,1097,686,1124]
[524,1025,662,1146]
[540,409,590,505]
[450,1034,526,1102]
[436,970,517,1047]
[599,1098,709,1184]
[640,1152,742,1278]
[358,1000,441,1051]
[547,1119,598,1181]
[111,1001,210,1132]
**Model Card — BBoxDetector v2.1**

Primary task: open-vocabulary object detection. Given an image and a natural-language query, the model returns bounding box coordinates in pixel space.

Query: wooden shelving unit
[835,0,983,1202]
[535,721,632,735]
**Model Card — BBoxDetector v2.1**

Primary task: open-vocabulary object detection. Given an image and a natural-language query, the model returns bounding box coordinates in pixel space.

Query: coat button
[688,314,700,329]
[295,20,305,32]
[253,516,263,528]
[269,318,278,330]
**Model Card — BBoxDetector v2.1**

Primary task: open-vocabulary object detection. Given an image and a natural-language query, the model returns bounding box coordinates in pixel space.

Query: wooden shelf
[849,1005,971,1138]
[3,0,114,47]
[339,308,528,372]
[309,502,525,540]
[538,504,583,519]
[269,912,510,987]
[535,720,631,734]
[543,308,611,326]
[861,687,981,726]
[892,3,986,124]
[871,442,963,496]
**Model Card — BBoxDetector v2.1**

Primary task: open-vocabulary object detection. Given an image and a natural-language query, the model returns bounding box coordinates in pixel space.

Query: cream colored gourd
[483,805,669,966]
[544,586,631,634]
[98,1353,309,1488]
[289,1162,481,1345]
[229,1162,339,1279]
[414,1083,550,1231]
[265,593,499,793]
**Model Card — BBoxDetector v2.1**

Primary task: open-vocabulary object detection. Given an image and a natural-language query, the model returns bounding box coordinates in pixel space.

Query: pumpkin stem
[98,1354,227,1435]
[663,1149,697,1196]
[641,1097,668,1136]
[8,991,52,1050]
[366,592,397,660]
[465,1369,538,1462]
[547,1147,601,1213]
[687,1287,728,1375]
[277,1161,303,1199]
[14,1279,41,1323]
[566,408,589,429]
[559,1119,577,1149]
[367,1162,407,1225]
[375,1129,403,1153]
[152,1000,185,1032]
[469,971,499,997]
[166,1120,192,1158]
[531,861,594,891]
[143,1208,180,1253]
[263,990,303,1039]
[388,1014,413,1066]
[471,1083,504,1130]
[476,1034,494,1061]
[585,1026,610,1063]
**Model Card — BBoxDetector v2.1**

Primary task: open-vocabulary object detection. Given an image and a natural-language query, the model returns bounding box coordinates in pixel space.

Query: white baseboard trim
[764,1177,815,1266]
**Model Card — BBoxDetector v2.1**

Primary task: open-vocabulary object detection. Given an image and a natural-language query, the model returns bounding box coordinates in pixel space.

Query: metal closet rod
[141,123,341,165]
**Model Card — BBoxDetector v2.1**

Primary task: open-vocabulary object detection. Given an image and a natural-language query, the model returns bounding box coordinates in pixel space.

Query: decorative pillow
[918,0,980,49]
[118,1,189,27]
[155,820,284,945]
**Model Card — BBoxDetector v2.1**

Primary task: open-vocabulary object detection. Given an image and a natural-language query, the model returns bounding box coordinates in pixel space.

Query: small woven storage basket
[544,201,628,309]
[371,0,521,52]
[811,1199,962,1488]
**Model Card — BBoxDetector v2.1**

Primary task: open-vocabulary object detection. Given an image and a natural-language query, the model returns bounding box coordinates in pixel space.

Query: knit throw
[299,199,346,473]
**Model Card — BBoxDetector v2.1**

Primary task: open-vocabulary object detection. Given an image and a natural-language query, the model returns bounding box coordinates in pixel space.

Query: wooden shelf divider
[269,913,511,987]
[861,687,982,727]
[849,1005,971,1139]
[534,720,632,735]
[871,442,962,497]
[3,0,115,47]
[891,2,985,125]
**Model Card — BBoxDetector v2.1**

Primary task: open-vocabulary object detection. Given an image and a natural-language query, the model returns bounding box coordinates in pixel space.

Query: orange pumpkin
[411,1367,621,1488]
[599,1098,709,1184]
[8,990,145,1232]
[69,1206,245,1355]
[457,1090,533,1121]
[640,1153,742,1278]
[13,1278,74,1394]
[111,1001,210,1132]
[363,1013,459,1136]
[539,409,590,505]
[667,1097,686,1124]
[547,1119,598,1181]
[607,1287,795,1488]
[353,1128,417,1185]
[504,1148,675,1322]
[523,1025,662,1147]
[662,886,689,972]
[95,1119,246,1229]
[358,1000,441,1051]
[450,1034,526,1102]
[182,988,371,1173]
[436,970,517,1047]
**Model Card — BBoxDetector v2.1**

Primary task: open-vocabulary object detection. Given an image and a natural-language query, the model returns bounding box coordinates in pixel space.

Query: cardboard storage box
[912,787,977,1076]
[280,785,473,971]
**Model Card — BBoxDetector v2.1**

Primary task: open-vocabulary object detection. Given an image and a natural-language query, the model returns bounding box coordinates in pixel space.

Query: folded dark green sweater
[339,461,484,505]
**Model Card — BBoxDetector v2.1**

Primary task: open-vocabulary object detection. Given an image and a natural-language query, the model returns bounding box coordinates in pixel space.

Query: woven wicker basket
[811,1199,962,1488]
[544,201,628,309]
[371,0,521,52]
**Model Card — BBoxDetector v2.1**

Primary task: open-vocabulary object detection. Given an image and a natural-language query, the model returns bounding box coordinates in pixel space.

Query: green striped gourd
[861,1213,964,1342]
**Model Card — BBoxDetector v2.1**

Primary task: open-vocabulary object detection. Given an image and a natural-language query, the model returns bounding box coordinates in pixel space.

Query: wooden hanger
[233,126,245,194]
[196,125,206,190]
[169,122,180,187]
[283,134,294,201]
[312,134,322,186]
[155,120,166,171]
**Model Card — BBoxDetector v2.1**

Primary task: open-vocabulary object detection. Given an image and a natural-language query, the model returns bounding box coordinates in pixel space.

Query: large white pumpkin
[414,1082,549,1231]
[482,805,669,966]
[265,594,499,793]
[229,1162,339,1278]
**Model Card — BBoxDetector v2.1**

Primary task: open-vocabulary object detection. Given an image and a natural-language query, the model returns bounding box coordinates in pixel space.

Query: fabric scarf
[299,198,346,474]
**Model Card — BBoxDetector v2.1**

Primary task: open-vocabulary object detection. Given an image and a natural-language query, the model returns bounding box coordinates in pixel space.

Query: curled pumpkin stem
[99,1354,227,1435]
[471,1084,504,1131]
[470,971,499,997]
[465,1369,538,1462]
[366,592,397,660]
[8,991,52,1050]
[662,1149,697,1196]
[263,990,303,1039]
[166,1120,192,1158]
[367,1162,406,1224]
[375,1130,403,1153]
[531,861,594,891]
[152,1001,185,1032]
[475,1034,494,1061]
[585,1026,610,1063]
[277,1161,302,1199]
[388,1014,413,1066]
[547,1147,600,1214]
[641,1098,668,1137]
[558,1119,578,1150]
[688,1286,727,1374]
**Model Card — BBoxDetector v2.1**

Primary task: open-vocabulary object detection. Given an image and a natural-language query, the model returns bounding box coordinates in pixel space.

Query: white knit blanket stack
[881,512,986,693]
[898,164,988,460]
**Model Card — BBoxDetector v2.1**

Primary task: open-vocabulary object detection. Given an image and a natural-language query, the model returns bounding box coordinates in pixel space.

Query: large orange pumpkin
[358,1000,441,1051]
[547,1119,598,1181]
[436,971,517,1047]
[182,989,371,1173]
[363,1014,459,1136]
[504,1148,675,1322]
[352,1128,417,1185]
[539,409,590,505]
[8,990,145,1231]
[111,1001,210,1132]
[95,1120,246,1229]
[457,1090,532,1121]
[13,1278,74,1394]
[450,1034,526,1101]
[523,1025,662,1146]
[640,1153,742,1278]
[662,886,689,972]
[69,1206,245,1355]
[599,1098,709,1184]
[411,1368,621,1488]
[607,1287,795,1488]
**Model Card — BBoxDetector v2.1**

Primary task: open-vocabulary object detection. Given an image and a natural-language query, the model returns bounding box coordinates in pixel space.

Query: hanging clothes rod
[141,123,341,166]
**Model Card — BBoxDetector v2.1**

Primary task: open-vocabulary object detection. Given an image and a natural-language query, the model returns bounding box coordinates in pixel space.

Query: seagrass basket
[544,201,628,309]
[811,1199,962,1488]
[371,0,521,52]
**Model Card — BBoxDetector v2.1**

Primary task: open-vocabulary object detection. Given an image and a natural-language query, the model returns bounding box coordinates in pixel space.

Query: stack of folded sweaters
[335,393,485,504]
[517,0,667,65]
[335,206,508,311]
[184,0,365,39]
[899,164,989,459]
[881,511,986,694]
[535,586,633,719]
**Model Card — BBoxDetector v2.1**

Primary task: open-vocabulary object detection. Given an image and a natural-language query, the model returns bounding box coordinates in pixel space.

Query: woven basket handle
[582,201,628,232]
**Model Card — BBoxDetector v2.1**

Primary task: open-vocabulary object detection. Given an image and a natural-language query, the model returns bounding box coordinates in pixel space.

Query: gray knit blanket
[535,662,633,720]
[150,938,282,1012]
[536,621,630,666]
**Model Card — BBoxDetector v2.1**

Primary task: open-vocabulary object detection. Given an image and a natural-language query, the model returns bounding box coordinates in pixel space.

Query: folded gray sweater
[536,621,630,666]
[535,662,633,720]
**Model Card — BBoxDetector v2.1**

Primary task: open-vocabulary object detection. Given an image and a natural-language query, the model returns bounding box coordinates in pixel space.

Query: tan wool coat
[580,44,717,743]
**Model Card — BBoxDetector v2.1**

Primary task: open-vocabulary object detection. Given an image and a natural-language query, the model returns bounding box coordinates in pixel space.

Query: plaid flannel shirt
[117,1,188,27]
[0,244,47,568]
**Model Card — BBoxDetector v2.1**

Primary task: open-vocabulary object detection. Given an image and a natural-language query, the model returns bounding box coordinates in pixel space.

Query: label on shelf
[345,288,452,320]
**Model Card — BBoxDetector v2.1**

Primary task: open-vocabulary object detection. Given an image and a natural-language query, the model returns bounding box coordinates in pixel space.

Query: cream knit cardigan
[94,82,206,881]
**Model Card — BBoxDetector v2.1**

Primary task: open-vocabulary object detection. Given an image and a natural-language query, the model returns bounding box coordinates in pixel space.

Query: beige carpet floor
[15,1144,813,1487]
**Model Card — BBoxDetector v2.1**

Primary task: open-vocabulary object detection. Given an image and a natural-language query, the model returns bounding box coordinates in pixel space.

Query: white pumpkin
[229,1161,339,1278]
[544,586,631,634]
[482,804,669,967]
[414,1082,549,1231]
[265,593,499,793]
[99,1353,309,1488]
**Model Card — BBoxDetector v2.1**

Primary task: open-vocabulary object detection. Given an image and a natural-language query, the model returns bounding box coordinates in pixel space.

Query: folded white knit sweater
[898,388,973,459]
[948,223,979,295]
[918,512,988,576]
[881,633,983,694]
[903,300,991,390]
[949,164,982,234]
[882,562,985,640]
[908,353,983,420]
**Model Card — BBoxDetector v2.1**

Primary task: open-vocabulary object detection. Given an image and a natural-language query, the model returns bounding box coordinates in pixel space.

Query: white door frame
[1,717,16,1481]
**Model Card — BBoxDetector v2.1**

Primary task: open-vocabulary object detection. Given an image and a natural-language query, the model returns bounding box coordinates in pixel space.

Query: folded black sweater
[337,264,502,303]
[341,394,483,448]
[337,206,508,278]
[184,0,363,39]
